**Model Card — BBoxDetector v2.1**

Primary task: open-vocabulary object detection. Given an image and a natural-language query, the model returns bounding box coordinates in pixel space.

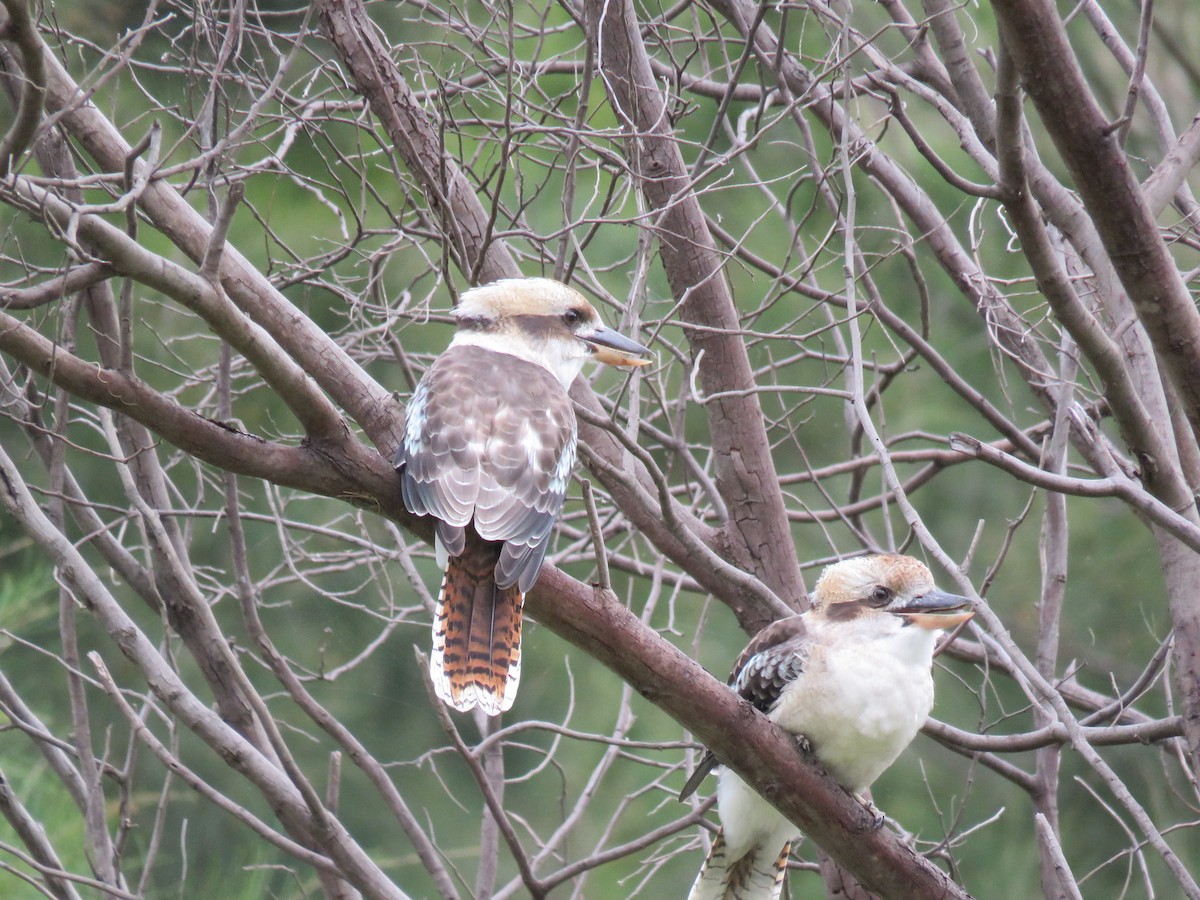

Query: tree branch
[584,0,806,622]
[0,0,46,178]
[991,0,1200,436]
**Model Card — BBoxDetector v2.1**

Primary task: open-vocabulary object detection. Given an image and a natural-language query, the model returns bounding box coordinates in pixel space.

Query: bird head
[811,554,974,634]
[452,278,652,386]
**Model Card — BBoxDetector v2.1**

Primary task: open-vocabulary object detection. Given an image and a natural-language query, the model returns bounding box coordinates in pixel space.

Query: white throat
[857,617,941,663]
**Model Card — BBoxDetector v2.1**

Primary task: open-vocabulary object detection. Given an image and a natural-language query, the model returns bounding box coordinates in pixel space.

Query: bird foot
[854,795,886,831]
[791,733,813,757]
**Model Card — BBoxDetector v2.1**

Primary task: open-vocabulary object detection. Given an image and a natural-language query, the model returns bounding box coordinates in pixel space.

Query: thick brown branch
[585,0,806,621]
[0,263,112,310]
[0,309,405,514]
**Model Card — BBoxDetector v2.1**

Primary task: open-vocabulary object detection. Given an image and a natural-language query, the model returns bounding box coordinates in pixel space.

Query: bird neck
[814,614,941,667]
[450,329,586,388]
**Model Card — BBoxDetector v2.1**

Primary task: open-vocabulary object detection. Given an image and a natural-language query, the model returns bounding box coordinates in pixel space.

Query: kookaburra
[394,278,651,715]
[679,554,973,900]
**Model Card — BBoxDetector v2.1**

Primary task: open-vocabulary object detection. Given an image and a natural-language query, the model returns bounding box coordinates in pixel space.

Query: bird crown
[455,278,599,326]
[812,554,936,609]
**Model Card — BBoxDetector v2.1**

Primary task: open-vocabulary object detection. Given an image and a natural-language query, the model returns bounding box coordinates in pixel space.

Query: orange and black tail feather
[430,537,523,715]
[688,828,791,900]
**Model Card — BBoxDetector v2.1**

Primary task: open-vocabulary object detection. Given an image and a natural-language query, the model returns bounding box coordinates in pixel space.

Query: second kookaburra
[680,554,973,900]
[395,278,651,715]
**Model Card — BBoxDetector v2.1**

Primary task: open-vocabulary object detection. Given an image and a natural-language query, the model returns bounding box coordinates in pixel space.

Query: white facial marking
[449,330,588,388]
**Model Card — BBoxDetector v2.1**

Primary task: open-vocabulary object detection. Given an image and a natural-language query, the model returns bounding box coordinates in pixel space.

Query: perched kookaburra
[394,278,651,715]
[679,554,973,900]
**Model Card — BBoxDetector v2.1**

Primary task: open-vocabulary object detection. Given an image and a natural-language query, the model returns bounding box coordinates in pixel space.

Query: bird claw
[854,795,886,831]
[791,733,813,757]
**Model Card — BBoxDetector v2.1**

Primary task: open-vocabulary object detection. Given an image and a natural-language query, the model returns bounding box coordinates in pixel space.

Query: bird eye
[563,308,583,326]
[869,586,892,606]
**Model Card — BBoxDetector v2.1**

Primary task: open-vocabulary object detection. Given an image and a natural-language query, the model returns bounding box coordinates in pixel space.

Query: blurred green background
[2,0,1198,897]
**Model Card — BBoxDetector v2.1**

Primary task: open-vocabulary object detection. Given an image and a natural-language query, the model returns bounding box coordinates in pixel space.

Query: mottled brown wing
[729,615,810,713]
[678,616,810,801]
[395,345,577,591]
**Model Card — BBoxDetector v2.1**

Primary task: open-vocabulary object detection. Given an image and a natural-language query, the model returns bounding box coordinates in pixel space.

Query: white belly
[770,633,937,792]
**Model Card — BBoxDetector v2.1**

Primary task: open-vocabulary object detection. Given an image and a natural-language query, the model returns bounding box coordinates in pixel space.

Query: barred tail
[688,829,790,900]
[430,538,523,715]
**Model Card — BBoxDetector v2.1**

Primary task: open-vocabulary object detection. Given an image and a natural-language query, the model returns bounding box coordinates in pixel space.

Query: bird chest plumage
[770,627,939,792]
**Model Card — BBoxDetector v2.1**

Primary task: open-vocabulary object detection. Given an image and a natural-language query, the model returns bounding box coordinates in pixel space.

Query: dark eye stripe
[823,598,871,622]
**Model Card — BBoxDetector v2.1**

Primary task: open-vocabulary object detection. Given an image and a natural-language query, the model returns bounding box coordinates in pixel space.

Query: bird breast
[768,631,938,792]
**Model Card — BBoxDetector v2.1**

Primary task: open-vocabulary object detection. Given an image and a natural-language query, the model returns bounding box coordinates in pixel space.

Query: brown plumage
[402,346,575,715]
[395,278,650,715]
[434,534,525,712]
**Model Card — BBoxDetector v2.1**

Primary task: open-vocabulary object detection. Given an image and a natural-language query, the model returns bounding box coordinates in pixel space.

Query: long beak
[580,325,652,368]
[889,588,974,631]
